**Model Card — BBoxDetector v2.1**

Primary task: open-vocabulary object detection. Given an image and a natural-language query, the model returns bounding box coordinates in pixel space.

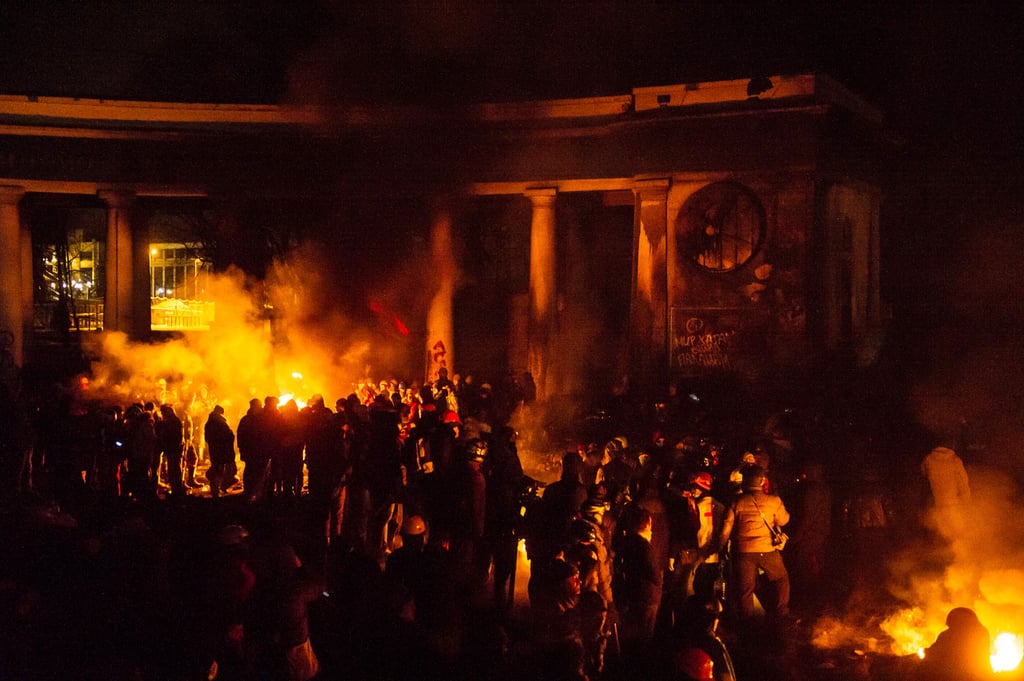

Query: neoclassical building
[0,73,886,400]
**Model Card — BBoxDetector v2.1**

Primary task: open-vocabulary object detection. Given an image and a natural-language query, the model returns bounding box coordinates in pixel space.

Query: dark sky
[0,2,1020,157]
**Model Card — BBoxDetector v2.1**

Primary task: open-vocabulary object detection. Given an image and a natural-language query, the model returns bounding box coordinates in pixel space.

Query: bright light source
[991,633,1023,673]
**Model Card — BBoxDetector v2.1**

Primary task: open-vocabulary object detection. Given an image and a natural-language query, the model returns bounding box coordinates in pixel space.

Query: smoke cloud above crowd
[81,240,421,418]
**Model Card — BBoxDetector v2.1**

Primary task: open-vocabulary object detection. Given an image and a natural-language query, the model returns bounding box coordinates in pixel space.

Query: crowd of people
[0,365,987,680]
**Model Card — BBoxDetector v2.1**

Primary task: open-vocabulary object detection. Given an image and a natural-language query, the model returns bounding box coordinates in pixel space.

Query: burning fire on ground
[812,467,1024,675]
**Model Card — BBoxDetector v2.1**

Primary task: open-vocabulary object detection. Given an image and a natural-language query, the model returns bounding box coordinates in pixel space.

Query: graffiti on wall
[671,308,768,377]
[428,339,448,379]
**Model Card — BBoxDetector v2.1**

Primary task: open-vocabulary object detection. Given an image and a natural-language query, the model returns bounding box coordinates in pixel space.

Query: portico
[0,73,887,400]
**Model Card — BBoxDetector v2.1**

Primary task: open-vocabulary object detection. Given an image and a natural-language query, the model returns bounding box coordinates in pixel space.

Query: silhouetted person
[205,405,235,498]
[788,460,832,614]
[445,438,489,590]
[484,425,526,614]
[921,607,992,681]
[156,404,185,496]
[304,395,350,552]
[274,399,304,497]
[237,398,263,500]
[612,506,662,674]
[123,403,156,502]
[525,452,587,564]
[247,536,323,681]
[529,557,587,681]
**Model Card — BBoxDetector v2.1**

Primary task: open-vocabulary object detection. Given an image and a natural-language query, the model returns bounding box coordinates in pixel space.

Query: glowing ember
[991,632,1024,673]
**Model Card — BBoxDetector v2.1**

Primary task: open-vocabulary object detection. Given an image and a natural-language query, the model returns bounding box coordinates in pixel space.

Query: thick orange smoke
[82,243,414,422]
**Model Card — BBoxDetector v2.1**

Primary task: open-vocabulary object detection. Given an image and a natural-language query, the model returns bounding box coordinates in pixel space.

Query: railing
[35,298,215,332]
[150,298,214,331]
[35,300,104,331]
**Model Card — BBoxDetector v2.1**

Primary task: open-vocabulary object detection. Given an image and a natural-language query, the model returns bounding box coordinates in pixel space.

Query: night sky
[1,3,1020,147]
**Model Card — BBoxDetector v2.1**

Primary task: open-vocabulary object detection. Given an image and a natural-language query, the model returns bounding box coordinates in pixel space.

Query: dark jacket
[612,531,662,609]
[205,410,236,465]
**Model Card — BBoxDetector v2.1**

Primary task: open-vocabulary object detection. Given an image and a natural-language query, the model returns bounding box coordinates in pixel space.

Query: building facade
[0,73,886,400]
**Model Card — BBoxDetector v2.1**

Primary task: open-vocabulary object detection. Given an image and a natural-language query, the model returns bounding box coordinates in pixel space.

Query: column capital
[98,189,136,208]
[0,185,26,206]
[524,187,557,205]
[632,177,670,198]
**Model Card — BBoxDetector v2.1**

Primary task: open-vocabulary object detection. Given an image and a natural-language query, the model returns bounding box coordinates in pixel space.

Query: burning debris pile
[811,465,1024,677]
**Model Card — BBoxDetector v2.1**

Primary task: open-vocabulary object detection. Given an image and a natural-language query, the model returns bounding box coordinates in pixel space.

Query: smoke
[813,464,1024,660]
[881,465,1024,652]
[84,267,271,413]
[82,241,420,421]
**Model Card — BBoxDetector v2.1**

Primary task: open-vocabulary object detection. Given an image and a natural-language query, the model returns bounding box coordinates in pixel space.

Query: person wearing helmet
[666,470,728,626]
[922,606,992,681]
[687,471,727,602]
[674,647,714,680]
[401,514,428,541]
[670,596,736,681]
[719,464,791,624]
[384,514,451,624]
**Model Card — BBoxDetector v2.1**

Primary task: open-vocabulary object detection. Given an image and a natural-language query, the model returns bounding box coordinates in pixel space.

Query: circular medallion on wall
[678,181,765,272]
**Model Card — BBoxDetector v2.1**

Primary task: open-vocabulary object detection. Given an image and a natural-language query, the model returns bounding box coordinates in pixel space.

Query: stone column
[631,178,670,397]
[132,216,153,339]
[425,203,455,383]
[100,190,136,334]
[20,217,33,340]
[525,188,557,402]
[0,186,26,368]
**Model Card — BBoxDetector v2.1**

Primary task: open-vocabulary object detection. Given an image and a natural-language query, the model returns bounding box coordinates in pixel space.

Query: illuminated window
[678,182,765,272]
[148,241,213,330]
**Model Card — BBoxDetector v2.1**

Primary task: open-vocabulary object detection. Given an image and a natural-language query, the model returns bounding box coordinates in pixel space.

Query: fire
[880,606,939,657]
[874,607,1024,674]
[991,632,1024,673]
[278,393,307,410]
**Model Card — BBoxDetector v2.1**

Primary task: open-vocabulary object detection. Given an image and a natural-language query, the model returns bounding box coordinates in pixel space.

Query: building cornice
[0,73,882,136]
